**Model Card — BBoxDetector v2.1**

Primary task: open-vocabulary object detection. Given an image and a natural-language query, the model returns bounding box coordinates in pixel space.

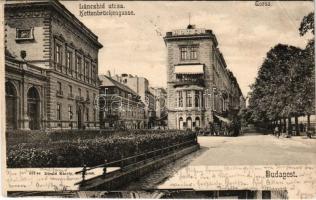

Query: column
[192,90,195,109]
[183,90,187,108]
[21,81,30,130]
[199,91,202,110]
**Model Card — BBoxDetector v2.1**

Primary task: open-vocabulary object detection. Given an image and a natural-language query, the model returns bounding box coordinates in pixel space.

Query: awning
[214,114,231,124]
[174,64,204,74]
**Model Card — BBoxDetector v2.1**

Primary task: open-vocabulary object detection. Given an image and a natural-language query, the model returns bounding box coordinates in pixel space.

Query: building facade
[164,25,243,133]
[149,87,168,127]
[113,74,156,128]
[99,74,146,129]
[5,0,102,130]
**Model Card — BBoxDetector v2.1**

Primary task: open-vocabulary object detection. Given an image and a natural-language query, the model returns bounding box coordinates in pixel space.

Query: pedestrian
[274,126,280,138]
[299,123,304,132]
[307,130,312,139]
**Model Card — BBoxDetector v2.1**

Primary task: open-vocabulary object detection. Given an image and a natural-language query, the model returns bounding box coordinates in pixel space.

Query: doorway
[179,117,183,130]
[27,87,40,130]
[187,117,192,130]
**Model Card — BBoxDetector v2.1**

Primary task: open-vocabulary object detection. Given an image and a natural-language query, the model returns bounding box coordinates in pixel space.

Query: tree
[247,12,315,135]
[299,12,315,132]
[299,12,314,36]
[248,44,305,134]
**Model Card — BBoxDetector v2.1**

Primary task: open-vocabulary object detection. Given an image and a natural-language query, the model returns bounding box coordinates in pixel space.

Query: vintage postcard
[1,0,315,199]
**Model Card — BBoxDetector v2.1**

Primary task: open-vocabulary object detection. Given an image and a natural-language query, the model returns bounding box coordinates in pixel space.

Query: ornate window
[86,108,89,121]
[57,82,62,91]
[16,28,34,40]
[69,85,72,95]
[91,64,96,85]
[93,109,96,122]
[195,90,200,108]
[56,82,63,97]
[66,51,73,75]
[86,90,89,101]
[186,90,192,107]
[180,46,198,60]
[78,88,81,97]
[177,91,183,107]
[190,47,197,60]
[57,103,61,121]
[180,47,188,60]
[55,44,62,66]
[84,61,90,82]
[76,56,82,79]
[68,105,73,120]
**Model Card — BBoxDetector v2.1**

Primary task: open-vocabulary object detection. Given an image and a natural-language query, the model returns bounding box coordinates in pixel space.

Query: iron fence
[75,136,198,183]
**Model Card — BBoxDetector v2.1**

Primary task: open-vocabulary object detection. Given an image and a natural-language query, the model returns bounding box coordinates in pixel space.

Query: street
[123,133,316,190]
[192,134,316,165]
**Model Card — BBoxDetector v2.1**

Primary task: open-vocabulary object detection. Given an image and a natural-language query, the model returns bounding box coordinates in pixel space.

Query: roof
[164,27,218,47]
[99,75,139,97]
[174,64,204,74]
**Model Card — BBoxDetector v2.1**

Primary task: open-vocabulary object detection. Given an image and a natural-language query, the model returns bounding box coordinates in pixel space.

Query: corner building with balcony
[164,25,243,133]
[4,0,102,130]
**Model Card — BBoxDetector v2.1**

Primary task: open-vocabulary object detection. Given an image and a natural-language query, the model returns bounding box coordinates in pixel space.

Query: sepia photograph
[8,189,289,199]
[1,0,315,198]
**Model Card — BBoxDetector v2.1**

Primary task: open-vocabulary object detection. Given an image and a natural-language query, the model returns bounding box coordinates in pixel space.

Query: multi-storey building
[99,74,146,129]
[149,87,168,127]
[164,25,243,133]
[5,0,102,130]
[113,74,156,128]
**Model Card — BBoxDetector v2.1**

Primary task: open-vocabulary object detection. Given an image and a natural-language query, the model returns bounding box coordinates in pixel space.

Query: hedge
[7,130,196,168]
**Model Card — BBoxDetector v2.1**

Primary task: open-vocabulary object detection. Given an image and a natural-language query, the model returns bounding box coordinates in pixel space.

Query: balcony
[68,93,74,100]
[174,79,205,87]
[75,96,85,102]
[56,90,63,97]
[229,104,240,111]
[86,97,91,104]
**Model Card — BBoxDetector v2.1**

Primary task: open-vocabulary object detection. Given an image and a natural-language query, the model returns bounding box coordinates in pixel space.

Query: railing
[174,79,205,87]
[40,120,99,130]
[68,93,74,99]
[76,96,85,102]
[56,91,64,97]
[5,57,47,76]
[75,137,198,183]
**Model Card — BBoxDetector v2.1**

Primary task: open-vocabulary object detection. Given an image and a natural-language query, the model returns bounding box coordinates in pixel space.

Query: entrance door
[195,117,200,128]
[28,102,39,130]
[187,117,192,130]
[5,82,17,129]
[179,117,183,130]
[27,87,40,130]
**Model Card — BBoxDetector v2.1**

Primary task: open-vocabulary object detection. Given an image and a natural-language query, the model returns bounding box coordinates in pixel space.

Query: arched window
[179,117,183,130]
[195,117,200,128]
[27,86,40,100]
[5,82,17,129]
[5,82,17,97]
[187,117,192,130]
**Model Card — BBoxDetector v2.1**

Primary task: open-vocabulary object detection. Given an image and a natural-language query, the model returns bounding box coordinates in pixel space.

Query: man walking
[274,126,280,138]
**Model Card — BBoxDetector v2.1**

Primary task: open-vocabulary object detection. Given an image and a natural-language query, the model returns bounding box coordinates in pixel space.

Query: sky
[62,1,314,96]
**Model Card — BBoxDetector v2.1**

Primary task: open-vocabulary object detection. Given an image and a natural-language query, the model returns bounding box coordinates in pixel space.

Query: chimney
[106,70,111,77]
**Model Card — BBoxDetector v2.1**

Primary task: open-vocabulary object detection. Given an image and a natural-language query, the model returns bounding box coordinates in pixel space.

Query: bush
[7,130,196,168]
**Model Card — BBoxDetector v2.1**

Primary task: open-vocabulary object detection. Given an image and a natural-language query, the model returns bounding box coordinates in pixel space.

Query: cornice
[5,1,103,49]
